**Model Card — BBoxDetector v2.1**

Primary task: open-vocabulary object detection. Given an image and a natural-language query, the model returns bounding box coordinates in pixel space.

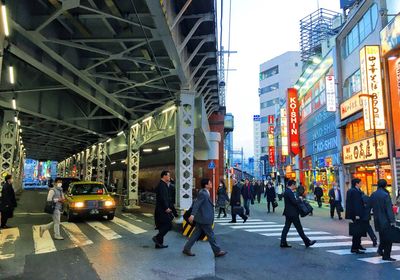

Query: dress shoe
[359,246,367,251]
[1,225,11,229]
[377,249,383,256]
[155,244,168,249]
[214,251,227,257]
[306,240,317,248]
[280,243,292,248]
[223,215,227,218]
[372,239,378,247]
[182,250,195,256]
[382,257,397,261]
[243,216,248,223]
[54,235,64,240]
[152,236,161,246]
[339,217,343,220]
[351,249,365,254]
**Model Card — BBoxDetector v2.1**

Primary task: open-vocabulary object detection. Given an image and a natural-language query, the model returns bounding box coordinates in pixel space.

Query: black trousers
[267,200,275,212]
[379,230,393,259]
[280,216,310,245]
[367,224,377,243]
[1,213,9,227]
[230,206,247,222]
[316,197,322,207]
[351,234,362,250]
[257,193,261,203]
[0,208,12,227]
[155,221,172,245]
[218,207,226,217]
[330,201,342,218]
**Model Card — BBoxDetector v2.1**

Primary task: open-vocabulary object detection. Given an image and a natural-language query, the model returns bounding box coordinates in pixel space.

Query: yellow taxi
[64,181,116,222]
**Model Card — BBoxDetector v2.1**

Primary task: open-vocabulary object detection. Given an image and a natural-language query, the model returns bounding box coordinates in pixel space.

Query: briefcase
[272,200,278,208]
[386,226,400,243]
[233,206,244,216]
[297,200,313,217]
[349,220,368,237]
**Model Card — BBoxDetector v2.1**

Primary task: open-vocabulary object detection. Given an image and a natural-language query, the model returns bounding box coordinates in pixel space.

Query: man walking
[183,178,227,257]
[153,171,175,249]
[328,182,342,219]
[280,180,316,248]
[229,179,248,223]
[345,178,367,254]
[314,183,323,208]
[241,178,253,216]
[0,174,17,228]
[265,181,276,213]
[369,179,397,261]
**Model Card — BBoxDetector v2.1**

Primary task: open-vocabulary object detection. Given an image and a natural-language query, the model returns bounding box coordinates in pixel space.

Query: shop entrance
[351,163,393,196]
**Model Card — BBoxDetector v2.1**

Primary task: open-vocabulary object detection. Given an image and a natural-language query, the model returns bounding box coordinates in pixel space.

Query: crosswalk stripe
[262,231,330,237]
[142,213,153,217]
[111,217,147,234]
[246,228,310,232]
[217,222,275,226]
[122,213,143,222]
[229,224,284,229]
[358,255,400,264]
[86,221,122,240]
[0,228,20,260]
[328,246,400,256]
[304,240,373,248]
[287,235,351,242]
[61,222,93,246]
[397,268,400,271]
[214,218,262,222]
[32,225,57,254]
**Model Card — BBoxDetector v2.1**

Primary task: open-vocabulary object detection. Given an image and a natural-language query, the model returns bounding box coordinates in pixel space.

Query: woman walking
[39,177,65,240]
[216,180,229,218]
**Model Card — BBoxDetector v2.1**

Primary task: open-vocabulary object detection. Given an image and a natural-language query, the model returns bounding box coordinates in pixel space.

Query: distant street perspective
[1,0,400,280]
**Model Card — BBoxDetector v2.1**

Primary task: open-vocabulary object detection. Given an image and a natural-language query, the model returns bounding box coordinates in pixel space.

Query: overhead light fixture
[11,97,16,110]
[143,148,153,153]
[142,116,152,123]
[162,106,176,114]
[158,145,170,151]
[106,138,112,143]
[111,161,116,165]
[388,55,398,61]
[2,5,9,37]
[19,128,22,133]
[8,66,15,84]
[121,160,126,164]
[14,115,18,123]
[117,131,124,136]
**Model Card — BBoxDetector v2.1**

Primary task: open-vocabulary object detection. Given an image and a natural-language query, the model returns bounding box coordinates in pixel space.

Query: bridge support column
[175,91,195,213]
[96,143,106,183]
[126,124,140,209]
[0,111,18,184]
[84,147,95,181]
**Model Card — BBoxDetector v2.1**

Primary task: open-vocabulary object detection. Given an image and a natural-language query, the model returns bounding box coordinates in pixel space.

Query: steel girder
[0,111,18,178]
[96,143,106,183]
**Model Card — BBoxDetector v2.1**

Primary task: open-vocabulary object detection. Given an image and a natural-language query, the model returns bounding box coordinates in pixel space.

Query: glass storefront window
[352,163,393,196]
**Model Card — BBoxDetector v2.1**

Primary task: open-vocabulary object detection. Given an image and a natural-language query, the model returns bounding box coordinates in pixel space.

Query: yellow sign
[359,46,385,130]
[343,134,388,164]
[340,92,363,120]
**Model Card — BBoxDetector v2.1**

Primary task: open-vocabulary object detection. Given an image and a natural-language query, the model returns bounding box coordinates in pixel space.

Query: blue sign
[340,0,356,9]
[208,161,216,169]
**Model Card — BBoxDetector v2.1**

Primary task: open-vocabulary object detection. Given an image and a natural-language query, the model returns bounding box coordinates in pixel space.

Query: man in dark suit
[280,180,316,248]
[241,178,254,216]
[345,178,367,254]
[229,179,248,223]
[328,182,342,219]
[152,171,175,249]
[0,174,17,228]
[264,182,276,213]
[183,178,227,257]
[314,184,323,207]
[368,179,397,261]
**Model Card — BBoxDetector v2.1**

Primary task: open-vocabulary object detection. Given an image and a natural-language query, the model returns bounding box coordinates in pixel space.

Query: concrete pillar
[0,111,18,181]
[175,90,195,211]
[126,124,140,209]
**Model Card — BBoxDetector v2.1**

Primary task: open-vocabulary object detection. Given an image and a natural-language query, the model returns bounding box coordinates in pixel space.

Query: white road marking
[217,221,275,226]
[304,241,373,248]
[327,246,400,256]
[358,255,400,264]
[15,212,48,216]
[229,224,285,229]
[0,228,20,260]
[121,213,143,222]
[32,225,57,254]
[142,213,153,217]
[86,221,122,240]
[111,217,147,234]
[262,231,330,237]
[287,235,351,242]
[246,228,310,232]
[61,222,93,246]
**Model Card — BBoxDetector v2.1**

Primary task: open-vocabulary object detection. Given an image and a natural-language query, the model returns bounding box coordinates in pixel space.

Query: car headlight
[104,200,114,207]
[74,202,84,208]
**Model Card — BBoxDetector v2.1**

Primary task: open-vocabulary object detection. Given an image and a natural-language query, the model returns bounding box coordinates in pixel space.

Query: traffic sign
[208,160,216,169]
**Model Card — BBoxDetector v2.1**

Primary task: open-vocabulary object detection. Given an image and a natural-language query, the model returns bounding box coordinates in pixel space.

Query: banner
[359,46,385,130]
[326,75,336,112]
[287,88,300,155]
[281,108,288,156]
[269,146,275,165]
[343,134,388,164]
[340,92,363,120]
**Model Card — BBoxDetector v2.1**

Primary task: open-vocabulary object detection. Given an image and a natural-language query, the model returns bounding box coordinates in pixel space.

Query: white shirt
[334,189,339,201]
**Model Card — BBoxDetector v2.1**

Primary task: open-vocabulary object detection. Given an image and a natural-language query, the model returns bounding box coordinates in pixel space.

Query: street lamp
[358,93,380,179]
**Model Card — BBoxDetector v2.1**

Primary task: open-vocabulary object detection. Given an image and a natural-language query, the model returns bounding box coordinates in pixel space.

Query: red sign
[287,88,300,155]
[268,115,275,124]
[268,125,274,134]
[269,146,275,165]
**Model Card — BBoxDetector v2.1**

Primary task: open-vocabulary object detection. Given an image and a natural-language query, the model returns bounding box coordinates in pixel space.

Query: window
[260,65,279,80]
[260,99,278,109]
[259,83,279,95]
[261,132,267,138]
[343,4,378,57]
[343,69,361,100]
[261,147,267,153]
[295,62,299,67]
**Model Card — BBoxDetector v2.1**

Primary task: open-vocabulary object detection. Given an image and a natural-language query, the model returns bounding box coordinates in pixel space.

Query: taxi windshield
[71,184,107,195]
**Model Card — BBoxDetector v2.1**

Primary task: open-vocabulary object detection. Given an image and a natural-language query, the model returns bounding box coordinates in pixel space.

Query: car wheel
[107,214,114,220]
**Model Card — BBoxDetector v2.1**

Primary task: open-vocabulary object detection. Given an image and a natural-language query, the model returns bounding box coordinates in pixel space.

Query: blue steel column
[175,90,195,212]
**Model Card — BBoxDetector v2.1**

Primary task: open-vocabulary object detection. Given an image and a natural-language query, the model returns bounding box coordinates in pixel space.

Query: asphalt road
[1,190,399,280]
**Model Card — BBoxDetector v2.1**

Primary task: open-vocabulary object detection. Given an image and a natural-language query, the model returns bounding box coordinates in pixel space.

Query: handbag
[233,205,244,216]
[297,199,313,217]
[386,225,400,243]
[272,200,278,208]
[44,201,55,214]
[349,220,368,237]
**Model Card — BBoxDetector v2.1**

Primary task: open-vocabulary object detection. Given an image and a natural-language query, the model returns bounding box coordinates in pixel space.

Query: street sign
[208,161,216,169]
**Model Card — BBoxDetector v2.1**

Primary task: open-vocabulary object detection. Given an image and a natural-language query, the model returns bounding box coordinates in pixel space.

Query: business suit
[154,180,173,245]
[314,186,323,207]
[264,185,276,213]
[183,189,221,254]
[0,181,17,228]
[345,186,366,251]
[369,188,396,259]
[230,183,247,222]
[280,188,311,246]
[328,188,342,219]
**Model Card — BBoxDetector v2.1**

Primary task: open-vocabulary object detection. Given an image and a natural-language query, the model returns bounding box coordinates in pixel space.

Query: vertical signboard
[269,146,275,165]
[326,75,336,112]
[287,88,300,155]
[359,46,385,131]
[281,108,289,156]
